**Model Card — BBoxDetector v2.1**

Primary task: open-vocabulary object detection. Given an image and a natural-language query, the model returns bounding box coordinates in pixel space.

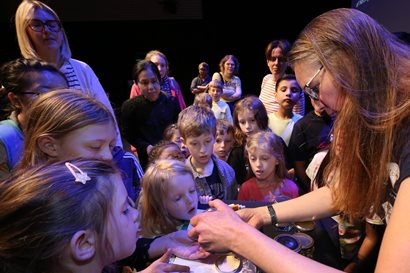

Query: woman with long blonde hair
[189,8,410,273]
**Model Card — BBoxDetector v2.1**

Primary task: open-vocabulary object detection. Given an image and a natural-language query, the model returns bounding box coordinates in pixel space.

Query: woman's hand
[140,249,190,273]
[236,207,267,229]
[188,199,249,252]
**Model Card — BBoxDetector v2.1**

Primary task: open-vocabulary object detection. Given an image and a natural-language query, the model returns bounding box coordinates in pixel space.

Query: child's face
[107,174,139,260]
[149,54,167,79]
[275,79,301,110]
[237,109,261,137]
[165,173,198,220]
[213,131,234,161]
[138,68,161,102]
[158,145,185,162]
[170,129,183,147]
[183,132,215,167]
[53,122,116,161]
[208,86,222,102]
[248,147,278,182]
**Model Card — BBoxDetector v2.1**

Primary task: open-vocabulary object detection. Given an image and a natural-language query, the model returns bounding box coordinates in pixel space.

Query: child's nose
[99,148,113,161]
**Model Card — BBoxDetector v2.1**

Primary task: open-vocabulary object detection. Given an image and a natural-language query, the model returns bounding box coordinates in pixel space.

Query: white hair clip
[65,162,91,184]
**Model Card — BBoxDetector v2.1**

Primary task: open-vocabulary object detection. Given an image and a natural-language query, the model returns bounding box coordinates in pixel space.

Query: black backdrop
[0,0,351,112]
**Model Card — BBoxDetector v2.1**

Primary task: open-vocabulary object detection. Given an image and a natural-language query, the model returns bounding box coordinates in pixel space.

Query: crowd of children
[4,2,394,273]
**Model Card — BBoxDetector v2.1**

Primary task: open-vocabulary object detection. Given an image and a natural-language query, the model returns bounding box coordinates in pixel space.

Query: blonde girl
[229,95,269,185]
[238,131,299,201]
[19,89,143,201]
[139,159,198,237]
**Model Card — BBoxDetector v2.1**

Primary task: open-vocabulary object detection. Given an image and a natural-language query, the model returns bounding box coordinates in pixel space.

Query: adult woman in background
[259,39,305,115]
[189,8,410,273]
[15,0,122,146]
[130,50,186,110]
[212,54,242,112]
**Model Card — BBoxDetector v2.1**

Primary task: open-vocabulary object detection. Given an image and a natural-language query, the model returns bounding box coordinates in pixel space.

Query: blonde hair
[139,159,194,236]
[246,131,287,180]
[178,105,216,138]
[289,8,410,219]
[0,159,118,272]
[208,79,223,90]
[20,89,115,168]
[15,0,71,61]
[193,92,212,108]
[145,50,169,75]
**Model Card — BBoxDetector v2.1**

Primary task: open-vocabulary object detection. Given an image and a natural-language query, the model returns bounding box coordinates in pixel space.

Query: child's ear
[37,135,60,158]
[70,230,96,262]
[7,92,23,109]
[180,137,186,145]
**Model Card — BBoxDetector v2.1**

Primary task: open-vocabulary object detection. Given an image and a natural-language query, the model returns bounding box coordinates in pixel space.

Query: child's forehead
[186,131,215,140]
[216,129,233,137]
[278,79,300,88]
[247,144,273,155]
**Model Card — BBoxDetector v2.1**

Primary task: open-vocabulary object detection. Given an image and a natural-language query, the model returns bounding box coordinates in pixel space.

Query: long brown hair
[289,8,410,220]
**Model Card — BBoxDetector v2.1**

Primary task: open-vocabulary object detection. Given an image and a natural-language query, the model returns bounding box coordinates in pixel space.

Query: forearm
[253,186,336,226]
[231,223,342,273]
[148,235,171,259]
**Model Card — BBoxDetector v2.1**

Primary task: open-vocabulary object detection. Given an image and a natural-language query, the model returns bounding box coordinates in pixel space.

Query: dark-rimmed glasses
[28,19,61,33]
[303,65,323,100]
[20,91,42,97]
[269,56,287,63]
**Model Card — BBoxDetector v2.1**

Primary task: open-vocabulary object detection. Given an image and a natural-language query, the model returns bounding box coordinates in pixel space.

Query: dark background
[3,0,406,113]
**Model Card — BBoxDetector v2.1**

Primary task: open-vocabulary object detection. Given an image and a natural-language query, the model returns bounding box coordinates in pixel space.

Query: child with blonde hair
[178,105,237,200]
[20,89,143,201]
[139,159,198,237]
[229,95,270,185]
[193,92,212,109]
[208,79,233,124]
[238,131,298,201]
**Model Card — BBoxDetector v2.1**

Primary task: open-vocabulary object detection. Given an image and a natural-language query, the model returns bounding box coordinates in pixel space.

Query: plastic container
[273,233,301,253]
[293,232,315,258]
[295,221,316,232]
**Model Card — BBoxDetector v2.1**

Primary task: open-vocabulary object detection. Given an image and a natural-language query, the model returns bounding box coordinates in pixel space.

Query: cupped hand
[188,199,246,252]
[166,230,211,259]
[140,249,190,273]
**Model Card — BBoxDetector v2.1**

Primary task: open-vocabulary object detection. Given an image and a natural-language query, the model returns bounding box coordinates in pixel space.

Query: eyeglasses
[303,65,323,100]
[20,91,42,97]
[28,19,61,33]
[269,56,287,63]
